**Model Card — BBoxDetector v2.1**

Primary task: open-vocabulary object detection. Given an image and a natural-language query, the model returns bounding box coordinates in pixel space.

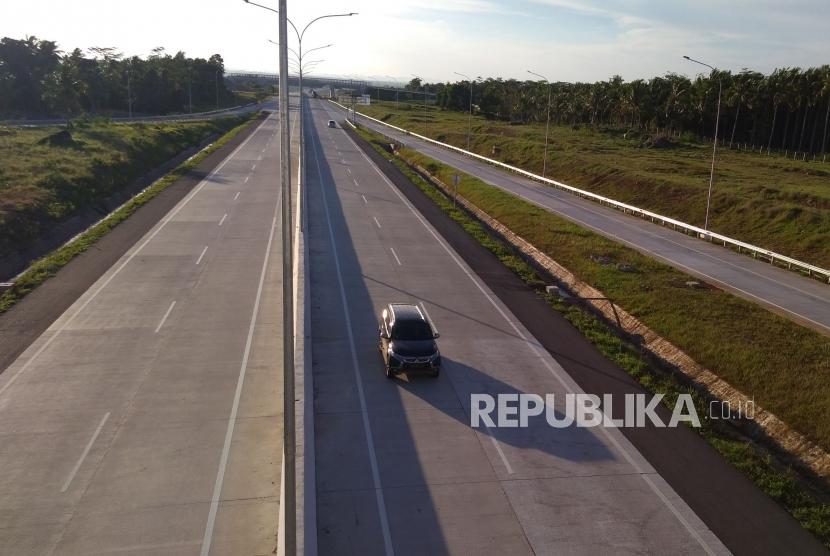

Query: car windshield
[391,320,433,341]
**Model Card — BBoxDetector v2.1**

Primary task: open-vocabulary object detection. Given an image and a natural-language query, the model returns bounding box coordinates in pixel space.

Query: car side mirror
[433,333,440,339]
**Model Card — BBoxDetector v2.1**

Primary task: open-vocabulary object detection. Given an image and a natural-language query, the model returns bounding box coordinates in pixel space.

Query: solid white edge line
[195,245,209,265]
[309,110,395,556]
[0,114,272,400]
[417,302,437,335]
[154,300,177,333]
[199,182,281,556]
[338,114,717,556]
[61,412,110,493]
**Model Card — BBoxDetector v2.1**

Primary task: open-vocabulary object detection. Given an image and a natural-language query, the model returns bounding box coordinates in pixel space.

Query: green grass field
[0,116,247,262]
[357,101,830,268]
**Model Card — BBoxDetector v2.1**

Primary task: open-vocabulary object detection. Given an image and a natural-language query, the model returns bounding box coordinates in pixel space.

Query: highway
[327,103,830,336]
[306,98,734,554]
[0,102,294,554]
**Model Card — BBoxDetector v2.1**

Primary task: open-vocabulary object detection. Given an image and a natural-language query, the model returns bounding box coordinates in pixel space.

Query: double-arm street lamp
[527,69,553,178]
[245,1,356,115]
[241,3,355,555]
[454,71,476,150]
[386,75,402,109]
[684,55,722,231]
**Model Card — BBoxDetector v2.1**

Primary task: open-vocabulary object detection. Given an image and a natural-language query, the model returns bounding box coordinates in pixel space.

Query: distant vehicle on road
[378,303,441,378]
[327,120,337,128]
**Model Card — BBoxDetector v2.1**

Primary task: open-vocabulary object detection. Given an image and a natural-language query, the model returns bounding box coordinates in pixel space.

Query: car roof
[388,303,425,322]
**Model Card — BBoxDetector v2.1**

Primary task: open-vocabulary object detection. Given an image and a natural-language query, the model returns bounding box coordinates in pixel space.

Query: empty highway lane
[0,106,294,555]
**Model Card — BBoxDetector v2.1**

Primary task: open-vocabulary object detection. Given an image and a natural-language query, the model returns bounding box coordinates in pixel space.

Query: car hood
[390,339,437,357]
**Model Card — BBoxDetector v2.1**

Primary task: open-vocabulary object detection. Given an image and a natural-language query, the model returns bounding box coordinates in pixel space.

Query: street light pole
[215,69,220,110]
[684,55,721,231]
[528,70,552,177]
[411,73,427,136]
[454,71,474,150]
[386,75,400,109]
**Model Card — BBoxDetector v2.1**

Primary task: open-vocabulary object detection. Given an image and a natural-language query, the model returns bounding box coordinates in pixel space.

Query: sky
[2,0,828,83]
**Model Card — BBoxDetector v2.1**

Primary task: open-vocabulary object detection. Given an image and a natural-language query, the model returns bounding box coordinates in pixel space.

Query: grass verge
[0,114,260,314]
[353,122,830,547]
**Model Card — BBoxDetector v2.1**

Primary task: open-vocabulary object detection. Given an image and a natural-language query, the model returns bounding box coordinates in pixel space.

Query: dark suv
[378,303,441,378]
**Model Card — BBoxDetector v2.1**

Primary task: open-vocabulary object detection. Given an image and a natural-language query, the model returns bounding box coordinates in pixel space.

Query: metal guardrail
[331,100,830,284]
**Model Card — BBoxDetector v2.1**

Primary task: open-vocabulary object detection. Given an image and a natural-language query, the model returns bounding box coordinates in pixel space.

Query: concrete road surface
[0,105,293,554]
[328,102,830,336]
[306,99,731,554]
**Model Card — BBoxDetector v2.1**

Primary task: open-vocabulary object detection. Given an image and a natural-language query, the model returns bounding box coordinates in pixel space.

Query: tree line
[0,36,236,118]
[402,66,830,155]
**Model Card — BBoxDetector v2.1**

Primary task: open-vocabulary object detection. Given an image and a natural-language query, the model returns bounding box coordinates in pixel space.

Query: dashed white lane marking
[196,246,209,265]
[155,301,177,333]
[219,214,228,226]
[61,412,110,493]
[353,178,360,188]
[361,194,368,204]
[390,247,402,266]
[234,191,240,201]
[346,167,351,175]
[244,176,250,184]
[373,216,381,229]
[252,163,257,171]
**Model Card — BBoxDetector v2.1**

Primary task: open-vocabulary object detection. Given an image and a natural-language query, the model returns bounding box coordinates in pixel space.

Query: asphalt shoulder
[0,113,268,375]
[343,122,827,556]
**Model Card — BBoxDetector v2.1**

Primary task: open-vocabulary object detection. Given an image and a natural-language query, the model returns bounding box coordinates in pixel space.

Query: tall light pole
[386,75,401,109]
[246,1,356,132]
[411,73,427,136]
[527,70,553,177]
[454,71,475,150]
[684,55,722,231]
[241,2,294,554]
[126,71,132,118]
[214,68,220,110]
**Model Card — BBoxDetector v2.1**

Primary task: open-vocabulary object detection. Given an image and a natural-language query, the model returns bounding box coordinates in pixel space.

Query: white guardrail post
[330,100,830,284]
